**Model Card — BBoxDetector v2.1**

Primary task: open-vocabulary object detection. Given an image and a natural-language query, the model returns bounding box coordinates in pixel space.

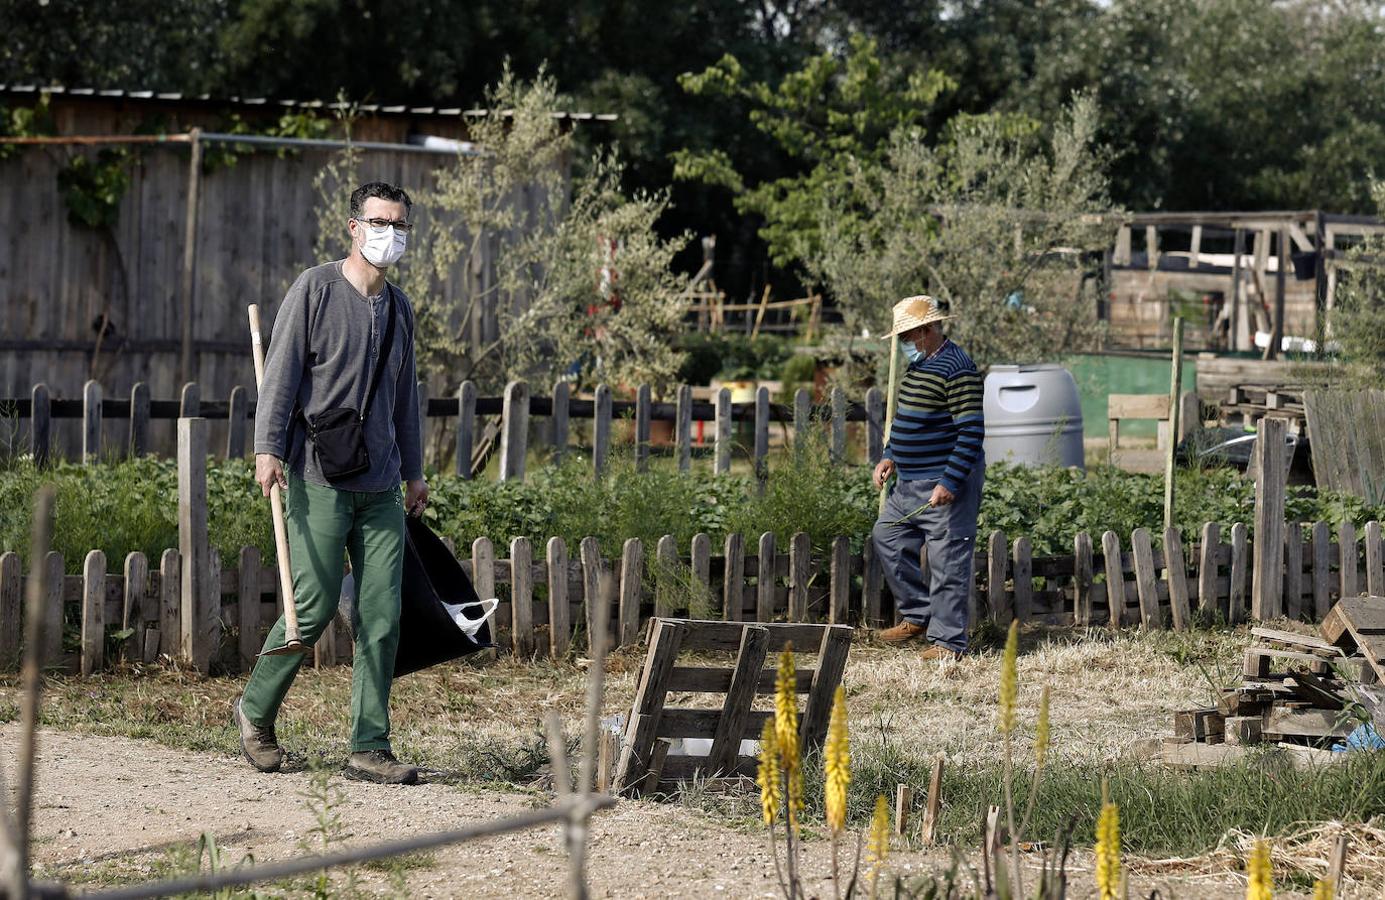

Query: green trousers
[241,476,405,752]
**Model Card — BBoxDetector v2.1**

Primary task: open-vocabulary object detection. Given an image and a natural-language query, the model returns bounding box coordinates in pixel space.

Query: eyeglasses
[354,217,414,233]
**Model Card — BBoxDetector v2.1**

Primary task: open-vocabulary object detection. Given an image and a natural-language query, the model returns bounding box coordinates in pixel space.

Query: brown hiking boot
[920,644,964,662]
[343,750,419,785]
[233,696,284,773]
[877,620,927,643]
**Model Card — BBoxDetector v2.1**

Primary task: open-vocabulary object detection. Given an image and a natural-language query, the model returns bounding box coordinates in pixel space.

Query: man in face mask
[236,181,427,784]
[870,296,986,661]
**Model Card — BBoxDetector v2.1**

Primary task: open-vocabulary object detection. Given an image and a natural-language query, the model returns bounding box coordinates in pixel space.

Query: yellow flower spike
[997,620,1019,735]
[867,793,890,866]
[824,685,851,835]
[1094,799,1122,900]
[1312,879,1334,900]
[1035,684,1051,770]
[773,645,804,831]
[1246,840,1273,900]
[756,718,781,826]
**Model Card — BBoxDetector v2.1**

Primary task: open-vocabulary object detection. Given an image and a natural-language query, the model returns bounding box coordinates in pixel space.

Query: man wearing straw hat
[872,296,985,660]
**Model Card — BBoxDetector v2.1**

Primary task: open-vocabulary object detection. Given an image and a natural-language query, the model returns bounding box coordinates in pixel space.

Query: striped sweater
[882,340,985,493]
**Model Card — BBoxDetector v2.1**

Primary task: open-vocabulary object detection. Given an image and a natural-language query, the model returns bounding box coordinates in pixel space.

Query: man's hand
[255,453,287,497]
[929,483,956,507]
[405,478,430,517]
[872,459,896,490]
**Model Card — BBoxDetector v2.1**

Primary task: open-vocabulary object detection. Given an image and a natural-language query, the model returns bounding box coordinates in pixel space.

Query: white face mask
[358,222,407,267]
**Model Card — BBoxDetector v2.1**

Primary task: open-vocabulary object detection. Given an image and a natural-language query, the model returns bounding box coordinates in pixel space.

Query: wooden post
[753,386,769,489]
[706,624,769,776]
[470,536,499,649]
[1130,527,1161,628]
[1197,522,1221,622]
[723,532,745,621]
[618,538,643,647]
[789,532,811,622]
[1011,537,1033,623]
[613,619,686,794]
[180,381,200,417]
[82,379,102,464]
[714,387,732,475]
[179,127,203,385]
[862,539,884,628]
[830,386,846,465]
[580,536,603,650]
[510,537,535,658]
[1265,225,1287,360]
[238,547,261,671]
[1340,521,1359,599]
[456,380,476,478]
[593,384,612,479]
[1252,417,1287,620]
[158,549,179,659]
[499,380,528,482]
[1163,317,1184,532]
[676,383,693,473]
[40,551,62,667]
[829,536,851,625]
[178,418,218,671]
[30,383,50,469]
[1284,522,1304,621]
[635,384,652,472]
[1229,523,1249,624]
[691,533,712,615]
[1102,530,1125,627]
[129,382,150,458]
[1164,527,1192,631]
[78,551,104,675]
[988,531,1010,624]
[921,754,945,845]
[865,386,884,465]
[756,532,777,622]
[800,626,851,747]
[1231,227,1247,351]
[226,385,248,458]
[793,388,811,445]
[1073,532,1094,626]
[547,537,570,659]
[1366,520,1384,598]
[0,551,20,669]
[655,535,678,618]
[1311,521,1333,621]
[551,380,570,464]
[895,784,914,837]
[120,551,149,665]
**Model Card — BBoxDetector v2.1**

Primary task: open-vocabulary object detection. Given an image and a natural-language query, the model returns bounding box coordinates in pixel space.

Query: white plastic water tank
[983,364,1085,469]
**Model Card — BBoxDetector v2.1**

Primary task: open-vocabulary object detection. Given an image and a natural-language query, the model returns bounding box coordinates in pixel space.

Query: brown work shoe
[878,621,927,643]
[343,750,420,785]
[920,644,964,662]
[233,696,284,773]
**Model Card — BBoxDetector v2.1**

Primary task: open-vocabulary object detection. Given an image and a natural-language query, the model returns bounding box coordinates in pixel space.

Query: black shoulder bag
[304,287,397,482]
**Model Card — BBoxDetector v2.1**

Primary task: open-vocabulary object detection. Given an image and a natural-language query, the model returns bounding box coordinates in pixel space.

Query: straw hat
[885,295,950,337]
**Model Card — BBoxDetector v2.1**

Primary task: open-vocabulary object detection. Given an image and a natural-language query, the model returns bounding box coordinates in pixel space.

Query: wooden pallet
[611,618,852,798]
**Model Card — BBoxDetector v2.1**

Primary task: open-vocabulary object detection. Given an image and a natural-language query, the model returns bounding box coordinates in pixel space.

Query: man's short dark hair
[350,182,413,218]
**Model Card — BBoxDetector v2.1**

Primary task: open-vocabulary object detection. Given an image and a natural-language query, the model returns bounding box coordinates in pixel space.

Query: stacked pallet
[1160,597,1385,768]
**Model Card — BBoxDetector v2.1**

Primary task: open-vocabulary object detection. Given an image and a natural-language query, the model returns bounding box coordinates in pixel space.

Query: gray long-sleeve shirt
[253,260,424,492]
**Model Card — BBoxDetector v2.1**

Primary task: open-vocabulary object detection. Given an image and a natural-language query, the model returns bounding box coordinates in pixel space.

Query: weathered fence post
[178,417,218,671]
[655,535,678,618]
[510,537,535,658]
[226,385,248,458]
[593,384,612,479]
[456,380,476,478]
[547,537,570,659]
[830,386,846,465]
[988,531,1010,624]
[129,382,150,458]
[40,551,63,667]
[238,546,262,671]
[1073,532,1094,626]
[158,548,180,659]
[723,532,745,621]
[551,380,570,464]
[1366,520,1383,598]
[1163,527,1192,631]
[500,380,529,482]
[789,532,811,622]
[1228,522,1249,624]
[754,386,770,489]
[714,387,732,476]
[81,549,106,675]
[829,536,850,625]
[1284,522,1304,620]
[793,389,811,442]
[30,383,50,469]
[862,539,884,628]
[1131,527,1160,628]
[580,536,603,649]
[1311,521,1333,620]
[1339,521,1359,599]
[180,382,200,418]
[618,538,643,647]
[865,386,884,465]
[1197,522,1221,622]
[676,384,693,472]
[691,533,712,604]
[82,379,102,464]
[635,384,652,472]
[1011,537,1033,623]
[0,551,20,669]
[1251,417,1286,620]
[756,532,777,622]
[1101,530,1125,627]
[121,551,150,665]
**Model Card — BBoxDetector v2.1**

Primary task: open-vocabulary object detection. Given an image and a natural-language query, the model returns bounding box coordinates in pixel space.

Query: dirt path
[4,726,1263,899]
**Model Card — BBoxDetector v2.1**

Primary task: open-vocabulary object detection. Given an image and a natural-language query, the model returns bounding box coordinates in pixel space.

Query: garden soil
[4,725,1267,899]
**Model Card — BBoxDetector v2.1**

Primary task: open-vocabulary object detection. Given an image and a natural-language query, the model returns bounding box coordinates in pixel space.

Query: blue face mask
[904,343,923,364]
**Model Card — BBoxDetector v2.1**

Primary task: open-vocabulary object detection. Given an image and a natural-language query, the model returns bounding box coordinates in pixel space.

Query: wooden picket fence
[2,517,1381,677]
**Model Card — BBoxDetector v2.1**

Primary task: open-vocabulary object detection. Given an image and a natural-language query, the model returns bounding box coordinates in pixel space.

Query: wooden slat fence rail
[4,379,884,477]
[2,517,1380,678]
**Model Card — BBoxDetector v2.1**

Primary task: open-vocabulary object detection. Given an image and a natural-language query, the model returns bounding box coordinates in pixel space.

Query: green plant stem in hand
[890,500,932,527]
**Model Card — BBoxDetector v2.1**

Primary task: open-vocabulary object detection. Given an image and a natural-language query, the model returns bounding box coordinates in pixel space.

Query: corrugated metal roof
[0,84,618,121]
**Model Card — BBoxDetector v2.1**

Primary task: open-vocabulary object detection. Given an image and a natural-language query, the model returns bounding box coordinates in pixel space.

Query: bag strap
[360,285,398,423]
